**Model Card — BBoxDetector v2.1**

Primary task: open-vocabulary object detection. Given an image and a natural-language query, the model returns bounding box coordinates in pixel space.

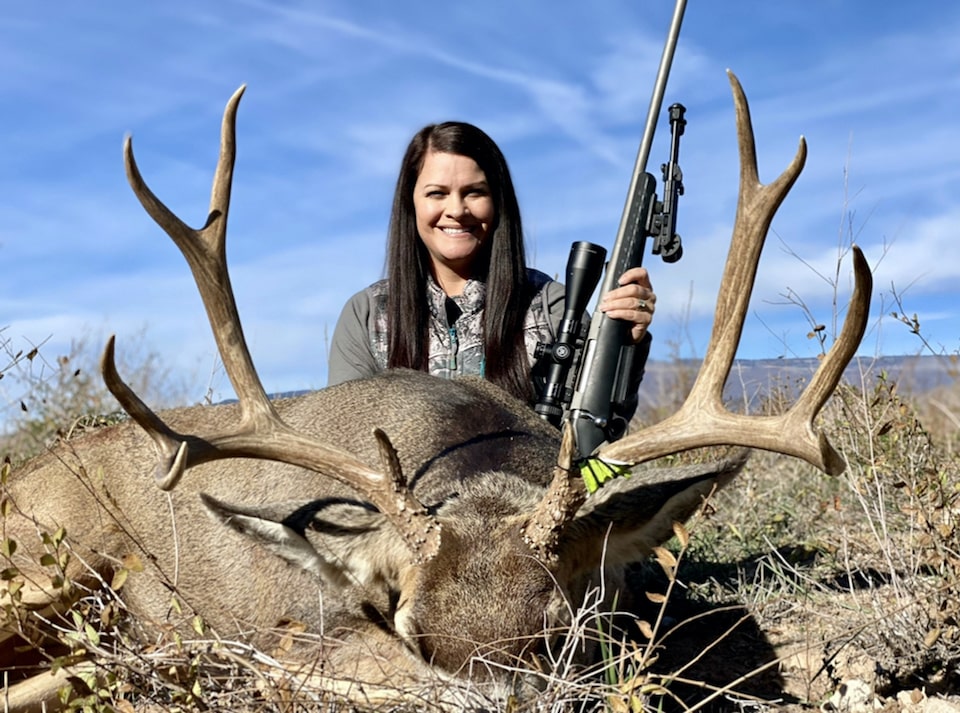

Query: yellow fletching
[578,458,631,493]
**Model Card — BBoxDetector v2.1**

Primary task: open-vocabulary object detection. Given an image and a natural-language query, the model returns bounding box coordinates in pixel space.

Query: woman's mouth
[441,226,475,237]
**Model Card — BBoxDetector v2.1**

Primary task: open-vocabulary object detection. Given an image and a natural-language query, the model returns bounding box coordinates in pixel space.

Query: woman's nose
[445,196,469,218]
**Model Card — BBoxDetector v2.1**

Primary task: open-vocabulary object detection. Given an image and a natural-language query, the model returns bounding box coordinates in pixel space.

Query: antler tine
[522,424,583,563]
[104,87,440,561]
[123,85,273,426]
[100,335,188,489]
[791,246,871,425]
[698,71,806,386]
[597,71,872,476]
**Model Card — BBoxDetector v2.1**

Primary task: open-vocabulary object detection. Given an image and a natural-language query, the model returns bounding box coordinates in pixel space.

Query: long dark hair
[385,121,534,402]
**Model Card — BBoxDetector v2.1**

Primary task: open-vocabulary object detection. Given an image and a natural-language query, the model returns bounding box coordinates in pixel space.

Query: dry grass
[628,364,960,711]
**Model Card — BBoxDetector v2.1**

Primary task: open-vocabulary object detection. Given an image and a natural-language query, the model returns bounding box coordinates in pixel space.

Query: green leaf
[84,623,101,647]
[0,538,16,558]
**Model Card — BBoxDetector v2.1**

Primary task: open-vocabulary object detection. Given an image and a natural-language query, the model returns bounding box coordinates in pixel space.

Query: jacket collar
[425,274,486,323]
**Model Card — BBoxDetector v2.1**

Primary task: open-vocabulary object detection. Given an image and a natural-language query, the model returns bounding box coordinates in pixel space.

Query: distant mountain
[638,354,958,411]
[259,355,957,414]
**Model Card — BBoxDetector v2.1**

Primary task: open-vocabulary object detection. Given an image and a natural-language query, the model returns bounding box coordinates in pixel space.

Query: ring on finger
[637,298,648,312]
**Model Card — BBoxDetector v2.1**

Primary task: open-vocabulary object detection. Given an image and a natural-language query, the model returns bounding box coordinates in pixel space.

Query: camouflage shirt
[327,269,565,387]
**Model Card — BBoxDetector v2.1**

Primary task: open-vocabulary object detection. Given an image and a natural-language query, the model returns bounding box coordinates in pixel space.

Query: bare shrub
[1,329,189,463]
[826,375,959,688]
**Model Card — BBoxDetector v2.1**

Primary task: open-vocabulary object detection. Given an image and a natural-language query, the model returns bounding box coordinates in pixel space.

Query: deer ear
[559,452,749,572]
[200,494,412,589]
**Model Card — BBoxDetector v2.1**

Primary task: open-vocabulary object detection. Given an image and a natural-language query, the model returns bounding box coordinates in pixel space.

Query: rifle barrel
[602,0,687,296]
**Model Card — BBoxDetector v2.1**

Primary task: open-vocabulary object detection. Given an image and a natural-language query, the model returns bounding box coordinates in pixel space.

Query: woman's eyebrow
[421,180,489,190]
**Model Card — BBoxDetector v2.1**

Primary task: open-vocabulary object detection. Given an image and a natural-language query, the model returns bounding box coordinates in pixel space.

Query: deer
[1,71,871,712]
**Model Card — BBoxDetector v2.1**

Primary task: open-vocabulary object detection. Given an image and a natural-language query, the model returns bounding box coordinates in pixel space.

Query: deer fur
[2,369,746,709]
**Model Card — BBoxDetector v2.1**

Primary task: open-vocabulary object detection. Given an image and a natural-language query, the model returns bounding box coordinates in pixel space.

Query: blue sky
[2,1,958,420]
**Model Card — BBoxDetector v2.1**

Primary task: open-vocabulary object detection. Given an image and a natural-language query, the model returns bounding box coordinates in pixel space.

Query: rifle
[534,0,688,472]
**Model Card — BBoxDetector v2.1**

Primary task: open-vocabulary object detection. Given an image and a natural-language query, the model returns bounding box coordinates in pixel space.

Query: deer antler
[521,424,583,563]
[523,71,872,554]
[101,86,440,563]
[600,71,872,472]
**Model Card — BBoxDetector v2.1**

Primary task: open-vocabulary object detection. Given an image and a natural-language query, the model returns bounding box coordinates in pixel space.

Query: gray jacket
[327,268,646,419]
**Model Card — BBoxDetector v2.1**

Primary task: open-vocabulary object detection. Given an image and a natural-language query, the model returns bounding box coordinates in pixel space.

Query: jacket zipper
[448,326,459,371]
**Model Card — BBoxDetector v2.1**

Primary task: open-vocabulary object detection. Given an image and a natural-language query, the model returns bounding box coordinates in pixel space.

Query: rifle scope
[533,241,606,426]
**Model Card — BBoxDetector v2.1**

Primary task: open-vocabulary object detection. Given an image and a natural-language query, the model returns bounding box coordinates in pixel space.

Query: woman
[328,121,656,413]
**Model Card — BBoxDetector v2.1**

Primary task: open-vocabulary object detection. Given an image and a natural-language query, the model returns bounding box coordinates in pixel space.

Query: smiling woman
[413,151,494,295]
[327,121,656,415]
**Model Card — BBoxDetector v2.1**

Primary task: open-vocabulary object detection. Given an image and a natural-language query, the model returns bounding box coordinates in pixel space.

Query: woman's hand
[597,266,656,343]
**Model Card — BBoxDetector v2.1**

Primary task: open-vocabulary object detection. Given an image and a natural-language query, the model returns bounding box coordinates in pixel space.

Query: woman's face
[413,150,495,284]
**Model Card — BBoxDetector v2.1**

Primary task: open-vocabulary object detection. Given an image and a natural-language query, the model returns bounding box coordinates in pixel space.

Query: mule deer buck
[1,71,871,711]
